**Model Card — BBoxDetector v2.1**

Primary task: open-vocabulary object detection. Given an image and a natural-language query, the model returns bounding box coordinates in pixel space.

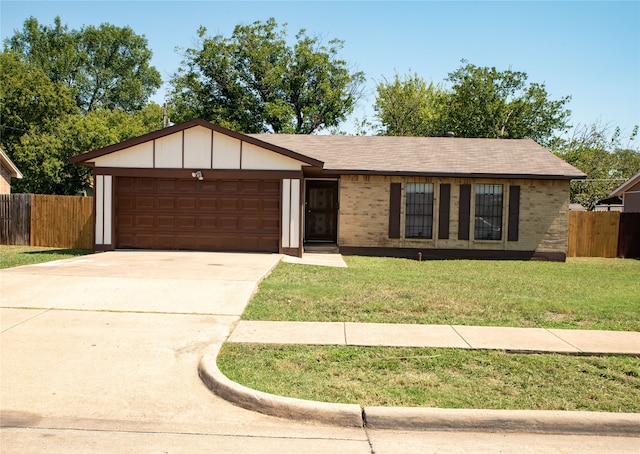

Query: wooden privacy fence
[568,211,640,258]
[0,194,93,249]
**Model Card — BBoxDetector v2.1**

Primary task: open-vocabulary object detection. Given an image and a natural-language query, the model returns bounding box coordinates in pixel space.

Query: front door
[305,180,338,243]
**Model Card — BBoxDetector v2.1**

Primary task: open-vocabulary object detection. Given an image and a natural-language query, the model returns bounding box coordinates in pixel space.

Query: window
[475,184,503,240]
[405,183,434,239]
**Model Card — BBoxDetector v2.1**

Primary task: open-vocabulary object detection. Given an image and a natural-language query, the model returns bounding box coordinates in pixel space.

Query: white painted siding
[281,179,301,249]
[282,179,291,248]
[103,175,112,244]
[184,126,212,169]
[290,179,300,247]
[155,132,183,168]
[95,176,104,244]
[89,126,307,171]
[213,132,241,169]
[242,143,302,170]
[93,142,153,168]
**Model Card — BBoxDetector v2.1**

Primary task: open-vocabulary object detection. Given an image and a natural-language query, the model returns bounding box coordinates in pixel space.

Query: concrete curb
[198,344,364,428]
[363,406,640,436]
[199,343,640,436]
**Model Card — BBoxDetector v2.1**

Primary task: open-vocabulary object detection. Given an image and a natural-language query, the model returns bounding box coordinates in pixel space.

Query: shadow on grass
[23,248,92,256]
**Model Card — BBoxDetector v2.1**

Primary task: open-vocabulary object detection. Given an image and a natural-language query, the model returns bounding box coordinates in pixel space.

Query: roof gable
[612,171,640,196]
[0,147,23,178]
[70,119,324,169]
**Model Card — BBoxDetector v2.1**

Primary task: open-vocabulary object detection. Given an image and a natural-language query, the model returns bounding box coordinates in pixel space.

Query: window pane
[474,184,503,240]
[405,183,434,239]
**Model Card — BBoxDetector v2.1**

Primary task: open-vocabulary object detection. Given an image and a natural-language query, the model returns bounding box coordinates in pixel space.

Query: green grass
[218,344,640,412]
[0,245,92,269]
[243,256,640,331]
[225,256,640,411]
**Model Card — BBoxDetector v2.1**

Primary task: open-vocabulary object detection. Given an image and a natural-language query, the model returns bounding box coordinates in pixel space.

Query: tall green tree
[374,73,448,136]
[0,51,78,155]
[446,62,571,145]
[553,124,640,209]
[169,18,365,133]
[11,105,163,194]
[6,16,162,112]
[374,62,571,145]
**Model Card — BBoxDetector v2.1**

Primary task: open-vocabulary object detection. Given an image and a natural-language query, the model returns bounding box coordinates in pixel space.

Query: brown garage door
[115,177,280,252]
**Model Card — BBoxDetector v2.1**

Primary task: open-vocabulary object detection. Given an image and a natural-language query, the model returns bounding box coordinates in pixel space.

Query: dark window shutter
[438,184,451,239]
[389,183,401,238]
[508,185,520,241]
[458,184,471,240]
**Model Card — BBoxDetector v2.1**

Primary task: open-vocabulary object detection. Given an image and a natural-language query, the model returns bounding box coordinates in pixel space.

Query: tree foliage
[0,51,78,152]
[374,61,571,146]
[374,73,448,136]
[2,17,163,194]
[553,124,640,209]
[169,18,365,134]
[6,16,162,112]
[11,105,163,194]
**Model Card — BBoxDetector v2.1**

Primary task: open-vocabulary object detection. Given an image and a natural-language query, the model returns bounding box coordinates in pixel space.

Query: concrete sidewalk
[228,320,640,355]
[198,320,640,434]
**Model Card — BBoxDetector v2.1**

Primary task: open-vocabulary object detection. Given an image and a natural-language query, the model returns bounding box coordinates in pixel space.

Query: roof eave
[611,171,640,196]
[318,169,587,180]
[0,148,23,178]
[69,119,325,168]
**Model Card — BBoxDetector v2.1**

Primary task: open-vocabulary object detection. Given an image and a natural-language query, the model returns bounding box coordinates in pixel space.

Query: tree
[373,62,571,145]
[169,18,365,134]
[445,62,571,145]
[553,123,640,209]
[11,104,164,194]
[0,51,78,155]
[5,16,162,112]
[374,73,448,136]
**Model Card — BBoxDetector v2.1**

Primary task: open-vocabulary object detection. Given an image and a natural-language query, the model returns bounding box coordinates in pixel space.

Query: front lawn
[224,256,640,412]
[243,257,640,331]
[218,344,640,412]
[0,245,92,269]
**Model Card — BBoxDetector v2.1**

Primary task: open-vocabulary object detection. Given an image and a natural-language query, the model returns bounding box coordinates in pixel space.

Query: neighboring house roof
[249,134,586,180]
[611,171,640,196]
[0,147,23,179]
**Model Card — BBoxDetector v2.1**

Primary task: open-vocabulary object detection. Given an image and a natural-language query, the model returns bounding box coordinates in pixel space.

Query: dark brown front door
[305,180,338,243]
[115,177,280,252]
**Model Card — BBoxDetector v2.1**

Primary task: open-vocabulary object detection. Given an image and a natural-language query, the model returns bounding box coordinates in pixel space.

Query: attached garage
[115,177,280,252]
[71,119,323,257]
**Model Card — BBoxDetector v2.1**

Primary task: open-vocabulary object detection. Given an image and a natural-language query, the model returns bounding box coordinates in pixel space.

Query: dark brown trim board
[388,182,401,239]
[339,246,566,262]
[438,183,451,239]
[508,185,520,242]
[458,184,471,240]
[94,168,303,180]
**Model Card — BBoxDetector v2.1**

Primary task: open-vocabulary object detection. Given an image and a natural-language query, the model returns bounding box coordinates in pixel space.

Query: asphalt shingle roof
[249,134,586,179]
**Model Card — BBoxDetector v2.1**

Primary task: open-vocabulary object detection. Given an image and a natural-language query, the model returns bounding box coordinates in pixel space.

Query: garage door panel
[116,177,280,252]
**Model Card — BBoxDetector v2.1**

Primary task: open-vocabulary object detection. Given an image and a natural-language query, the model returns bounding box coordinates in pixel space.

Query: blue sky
[2,0,639,139]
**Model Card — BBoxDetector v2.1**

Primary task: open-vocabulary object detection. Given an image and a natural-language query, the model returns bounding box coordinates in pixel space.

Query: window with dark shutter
[508,185,520,241]
[438,184,451,239]
[474,184,503,240]
[389,183,401,238]
[458,184,471,240]
[405,183,434,239]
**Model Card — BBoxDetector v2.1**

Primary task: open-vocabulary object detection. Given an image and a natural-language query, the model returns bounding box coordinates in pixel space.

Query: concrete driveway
[1,251,638,453]
[0,251,372,452]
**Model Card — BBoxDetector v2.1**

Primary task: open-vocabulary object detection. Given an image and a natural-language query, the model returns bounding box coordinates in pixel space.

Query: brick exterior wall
[1,162,12,194]
[338,175,570,256]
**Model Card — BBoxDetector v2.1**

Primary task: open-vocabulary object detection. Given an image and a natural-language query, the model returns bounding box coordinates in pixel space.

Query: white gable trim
[89,125,307,171]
